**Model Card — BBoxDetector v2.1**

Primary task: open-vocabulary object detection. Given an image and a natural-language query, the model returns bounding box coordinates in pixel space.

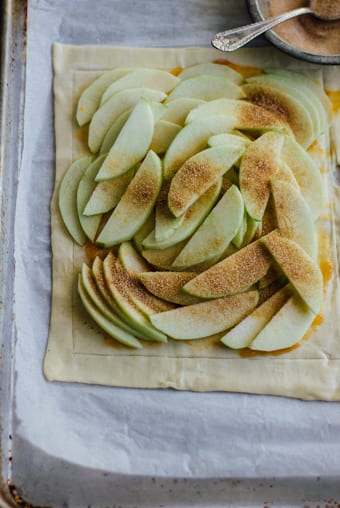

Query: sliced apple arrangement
[58,62,332,352]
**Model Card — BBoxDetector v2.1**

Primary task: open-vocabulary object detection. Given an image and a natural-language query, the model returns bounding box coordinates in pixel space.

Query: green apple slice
[249,293,315,352]
[96,150,162,247]
[150,290,258,340]
[163,115,238,180]
[150,120,182,154]
[271,179,317,259]
[103,253,168,342]
[154,182,184,242]
[58,156,92,245]
[88,88,166,153]
[280,135,325,220]
[208,133,251,151]
[139,272,201,305]
[220,285,291,349]
[178,62,242,83]
[100,69,179,105]
[261,230,323,314]
[232,212,248,248]
[141,241,187,270]
[239,131,284,221]
[183,238,272,299]
[172,185,244,268]
[83,167,135,216]
[76,68,133,126]
[161,98,205,125]
[242,82,314,148]
[133,211,155,251]
[168,144,246,217]
[166,75,245,102]
[185,99,291,135]
[275,161,299,189]
[76,155,105,241]
[77,274,143,349]
[96,99,154,181]
[241,214,262,247]
[142,179,222,250]
[99,109,131,155]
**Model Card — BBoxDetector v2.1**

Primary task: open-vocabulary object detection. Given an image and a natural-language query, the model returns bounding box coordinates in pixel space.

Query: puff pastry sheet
[45,43,340,400]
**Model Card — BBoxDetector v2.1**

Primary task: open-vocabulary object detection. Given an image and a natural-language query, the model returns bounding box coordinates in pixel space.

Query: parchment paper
[12,0,340,479]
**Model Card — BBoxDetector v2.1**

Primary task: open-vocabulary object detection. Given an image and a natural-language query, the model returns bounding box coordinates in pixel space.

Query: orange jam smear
[170,67,183,76]
[75,123,89,145]
[213,59,262,78]
[85,241,112,262]
[326,90,340,114]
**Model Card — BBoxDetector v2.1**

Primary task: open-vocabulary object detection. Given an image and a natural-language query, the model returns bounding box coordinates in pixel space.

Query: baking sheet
[5,0,340,505]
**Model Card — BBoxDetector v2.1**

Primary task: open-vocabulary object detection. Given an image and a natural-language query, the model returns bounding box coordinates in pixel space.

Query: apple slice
[99,109,131,155]
[141,241,187,270]
[58,156,92,245]
[76,68,133,126]
[161,98,205,125]
[103,253,168,342]
[242,214,262,247]
[154,182,184,242]
[208,133,251,151]
[261,230,323,314]
[232,212,248,248]
[242,82,314,148]
[150,120,182,154]
[183,238,272,299]
[220,285,291,349]
[178,62,243,83]
[133,211,155,252]
[139,272,201,305]
[271,179,317,259]
[77,275,143,348]
[96,150,162,247]
[275,161,299,189]
[142,179,221,250]
[239,131,284,221]
[185,99,291,135]
[76,155,105,241]
[168,144,246,217]
[83,167,135,216]
[100,69,179,105]
[280,135,325,220]
[166,75,245,103]
[150,290,258,340]
[163,115,237,180]
[88,88,166,153]
[96,99,154,181]
[249,293,315,352]
[171,185,244,268]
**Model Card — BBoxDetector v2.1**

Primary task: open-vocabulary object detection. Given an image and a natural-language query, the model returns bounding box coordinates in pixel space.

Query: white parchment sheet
[12,0,340,478]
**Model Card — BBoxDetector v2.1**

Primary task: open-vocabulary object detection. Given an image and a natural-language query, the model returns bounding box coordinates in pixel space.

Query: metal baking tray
[1,0,340,506]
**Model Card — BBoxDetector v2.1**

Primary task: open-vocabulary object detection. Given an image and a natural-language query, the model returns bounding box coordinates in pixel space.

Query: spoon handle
[212,7,312,51]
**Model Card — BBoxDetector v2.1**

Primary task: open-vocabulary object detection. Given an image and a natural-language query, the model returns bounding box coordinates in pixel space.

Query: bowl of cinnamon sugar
[247,0,340,64]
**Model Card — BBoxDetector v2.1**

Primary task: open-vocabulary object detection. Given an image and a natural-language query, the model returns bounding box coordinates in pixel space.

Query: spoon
[212,1,340,52]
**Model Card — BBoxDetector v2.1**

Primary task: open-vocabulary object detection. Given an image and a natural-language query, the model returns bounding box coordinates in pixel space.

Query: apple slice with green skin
[150,290,258,340]
[232,212,247,249]
[83,167,135,216]
[178,62,243,83]
[161,98,205,125]
[261,230,323,314]
[249,293,315,352]
[271,179,317,259]
[99,109,131,155]
[96,150,162,247]
[241,214,262,248]
[183,238,272,299]
[103,253,168,342]
[172,185,244,268]
[88,88,166,154]
[142,179,222,250]
[280,135,325,220]
[168,145,246,217]
[220,285,291,349]
[166,75,245,103]
[141,241,188,270]
[100,69,179,105]
[163,115,237,180]
[275,161,299,190]
[76,155,105,241]
[139,272,201,305]
[239,131,284,222]
[242,82,314,148]
[78,275,143,349]
[150,120,182,154]
[58,156,92,245]
[96,99,154,181]
[154,182,184,242]
[76,68,133,126]
[185,99,291,136]
[208,133,251,151]
[133,211,155,252]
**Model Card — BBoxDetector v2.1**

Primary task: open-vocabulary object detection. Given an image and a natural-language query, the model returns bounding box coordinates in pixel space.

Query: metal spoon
[212,1,340,52]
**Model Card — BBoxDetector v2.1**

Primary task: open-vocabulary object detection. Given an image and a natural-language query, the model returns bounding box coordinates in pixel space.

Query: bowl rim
[246,0,340,65]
